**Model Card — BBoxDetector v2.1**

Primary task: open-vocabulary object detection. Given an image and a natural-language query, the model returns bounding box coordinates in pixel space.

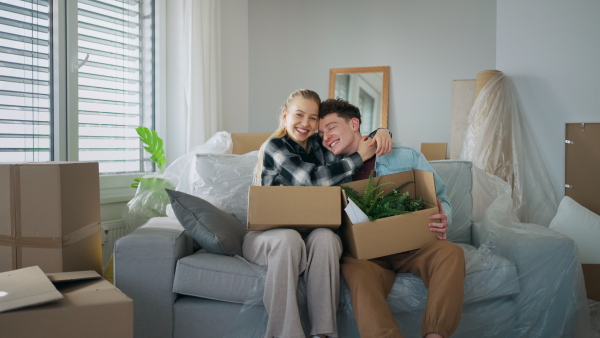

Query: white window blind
[0,0,51,162]
[77,0,154,174]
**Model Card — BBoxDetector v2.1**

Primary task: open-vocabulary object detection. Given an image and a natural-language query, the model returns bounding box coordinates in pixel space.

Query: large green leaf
[131,126,168,188]
[136,126,167,172]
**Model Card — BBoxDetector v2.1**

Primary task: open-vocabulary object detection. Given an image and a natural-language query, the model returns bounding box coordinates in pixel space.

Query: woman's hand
[369,129,392,156]
[358,136,377,161]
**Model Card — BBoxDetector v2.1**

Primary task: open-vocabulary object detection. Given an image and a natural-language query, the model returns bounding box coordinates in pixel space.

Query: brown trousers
[341,240,465,338]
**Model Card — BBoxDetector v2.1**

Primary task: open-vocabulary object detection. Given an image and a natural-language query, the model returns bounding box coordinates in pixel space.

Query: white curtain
[166,0,221,154]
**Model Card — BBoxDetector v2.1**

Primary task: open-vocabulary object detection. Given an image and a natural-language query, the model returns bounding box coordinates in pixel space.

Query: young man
[318,98,466,338]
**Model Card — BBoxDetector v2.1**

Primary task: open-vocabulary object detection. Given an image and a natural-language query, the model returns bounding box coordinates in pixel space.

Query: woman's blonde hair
[252,89,321,185]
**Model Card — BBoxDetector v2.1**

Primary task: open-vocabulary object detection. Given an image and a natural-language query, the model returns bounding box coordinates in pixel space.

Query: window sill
[100,173,142,204]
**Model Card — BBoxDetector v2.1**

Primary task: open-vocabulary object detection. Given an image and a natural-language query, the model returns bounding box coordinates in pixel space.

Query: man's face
[318,113,359,156]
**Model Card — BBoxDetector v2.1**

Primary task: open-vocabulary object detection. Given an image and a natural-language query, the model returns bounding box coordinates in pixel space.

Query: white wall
[245,0,497,151]
[496,0,600,199]
[221,0,249,133]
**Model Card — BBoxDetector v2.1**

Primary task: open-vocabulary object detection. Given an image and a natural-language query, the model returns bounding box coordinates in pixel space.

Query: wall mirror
[329,66,390,135]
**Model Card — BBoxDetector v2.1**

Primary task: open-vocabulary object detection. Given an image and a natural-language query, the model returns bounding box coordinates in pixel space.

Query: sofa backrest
[429,160,474,244]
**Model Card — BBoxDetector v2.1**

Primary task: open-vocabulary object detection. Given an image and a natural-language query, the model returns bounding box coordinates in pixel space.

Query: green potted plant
[123,127,175,233]
[341,171,425,221]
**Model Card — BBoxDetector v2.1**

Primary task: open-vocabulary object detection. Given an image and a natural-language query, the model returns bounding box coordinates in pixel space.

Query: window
[0,0,51,162]
[78,0,154,174]
[0,0,155,178]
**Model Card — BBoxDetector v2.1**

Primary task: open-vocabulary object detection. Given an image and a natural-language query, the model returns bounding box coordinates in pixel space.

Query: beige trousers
[243,228,343,338]
[341,240,465,338]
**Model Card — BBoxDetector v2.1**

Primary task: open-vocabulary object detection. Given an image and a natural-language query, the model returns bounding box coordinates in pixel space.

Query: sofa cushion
[173,251,266,304]
[429,160,474,244]
[177,246,518,315]
[166,189,246,256]
[384,243,519,312]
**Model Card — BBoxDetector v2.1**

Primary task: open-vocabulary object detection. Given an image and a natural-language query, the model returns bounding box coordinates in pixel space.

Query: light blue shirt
[375,147,452,226]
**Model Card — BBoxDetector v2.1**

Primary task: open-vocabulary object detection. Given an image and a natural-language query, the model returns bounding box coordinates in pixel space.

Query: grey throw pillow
[166,189,246,256]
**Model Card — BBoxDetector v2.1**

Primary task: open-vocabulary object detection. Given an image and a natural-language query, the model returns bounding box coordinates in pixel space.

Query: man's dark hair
[319,98,361,124]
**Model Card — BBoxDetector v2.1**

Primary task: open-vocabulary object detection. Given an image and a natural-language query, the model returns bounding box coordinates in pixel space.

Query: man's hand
[368,129,392,156]
[358,136,377,161]
[428,199,448,240]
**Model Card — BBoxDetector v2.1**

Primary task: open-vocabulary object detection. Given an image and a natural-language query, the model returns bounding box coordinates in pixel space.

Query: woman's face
[283,98,319,148]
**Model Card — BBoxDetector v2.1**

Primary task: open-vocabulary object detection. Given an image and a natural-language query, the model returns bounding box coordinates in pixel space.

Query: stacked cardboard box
[247,170,438,259]
[0,266,133,338]
[0,162,102,274]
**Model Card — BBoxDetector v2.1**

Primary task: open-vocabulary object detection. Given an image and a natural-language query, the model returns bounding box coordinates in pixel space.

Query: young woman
[243,89,391,338]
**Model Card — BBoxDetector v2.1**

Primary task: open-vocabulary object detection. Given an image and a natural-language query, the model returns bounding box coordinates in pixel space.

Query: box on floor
[0,266,133,338]
[0,162,102,274]
[247,170,439,259]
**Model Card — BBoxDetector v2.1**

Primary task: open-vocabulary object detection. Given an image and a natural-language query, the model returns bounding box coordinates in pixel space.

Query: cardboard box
[0,266,133,338]
[421,143,448,161]
[231,133,272,155]
[583,264,600,301]
[247,186,342,230]
[340,170,439,260]
[0,162,102,274]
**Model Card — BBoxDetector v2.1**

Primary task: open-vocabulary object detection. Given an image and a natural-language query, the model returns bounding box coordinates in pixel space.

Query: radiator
[101,220,129,267]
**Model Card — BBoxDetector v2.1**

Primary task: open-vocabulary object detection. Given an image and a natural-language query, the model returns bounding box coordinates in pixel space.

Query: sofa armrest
[114,217,194,338]
[472,210,588,337]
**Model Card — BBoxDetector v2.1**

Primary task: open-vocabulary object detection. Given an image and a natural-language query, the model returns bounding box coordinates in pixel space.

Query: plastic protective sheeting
[171,151,259,226]
[122,131,234,233]
[340,162,590,338]
[166,138,590,337]
[122,173,178,234]
[459,71,558,226]
[591,299,600,337]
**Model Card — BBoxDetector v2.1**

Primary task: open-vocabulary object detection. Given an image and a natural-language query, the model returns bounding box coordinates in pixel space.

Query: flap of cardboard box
[248,186,342,230]
[0,266,63,313]
[341,169,437,206]
[414,170,437,205]
[46,270,101,283]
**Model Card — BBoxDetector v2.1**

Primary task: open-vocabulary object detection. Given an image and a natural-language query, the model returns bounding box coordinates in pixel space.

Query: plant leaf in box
[341,170,425,221]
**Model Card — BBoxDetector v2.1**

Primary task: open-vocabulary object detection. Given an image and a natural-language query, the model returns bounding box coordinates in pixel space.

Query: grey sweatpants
[242,228,342,338]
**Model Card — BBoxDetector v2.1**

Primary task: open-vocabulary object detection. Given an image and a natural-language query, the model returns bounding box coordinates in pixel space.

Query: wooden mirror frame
[328,66,390,128]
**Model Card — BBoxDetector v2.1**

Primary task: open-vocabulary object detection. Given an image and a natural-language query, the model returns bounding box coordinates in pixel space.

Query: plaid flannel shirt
[261,134,363,186]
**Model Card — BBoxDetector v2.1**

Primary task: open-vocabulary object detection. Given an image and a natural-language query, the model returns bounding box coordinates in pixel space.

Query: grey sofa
[115,158,588,338]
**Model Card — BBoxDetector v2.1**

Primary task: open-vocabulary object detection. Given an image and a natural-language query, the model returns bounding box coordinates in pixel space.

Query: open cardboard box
[247,170,439,260]
[0,266,133,338]
[339,170,439,260]
[247,186,342,230]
